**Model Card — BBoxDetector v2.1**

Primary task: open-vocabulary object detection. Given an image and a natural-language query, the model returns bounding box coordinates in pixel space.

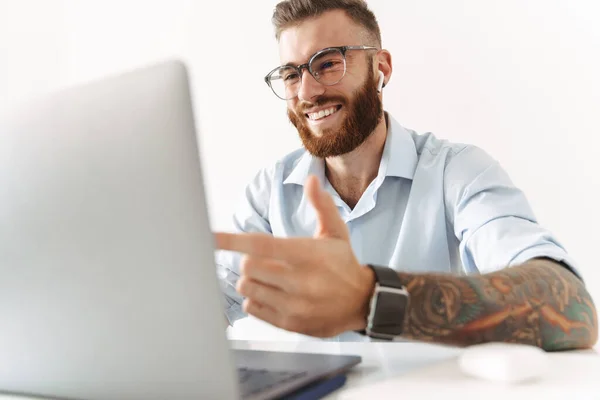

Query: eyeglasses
[264,45,378,100]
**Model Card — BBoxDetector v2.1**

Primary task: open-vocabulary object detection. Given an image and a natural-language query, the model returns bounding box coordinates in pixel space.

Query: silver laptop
[0,60,360,400]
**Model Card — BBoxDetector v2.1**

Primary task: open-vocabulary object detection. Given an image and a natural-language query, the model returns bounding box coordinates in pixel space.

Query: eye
[320,60,344,70]
[284,72,299,82]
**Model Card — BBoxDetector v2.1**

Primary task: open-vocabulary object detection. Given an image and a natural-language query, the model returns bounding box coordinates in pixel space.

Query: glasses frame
[264,45,379,100]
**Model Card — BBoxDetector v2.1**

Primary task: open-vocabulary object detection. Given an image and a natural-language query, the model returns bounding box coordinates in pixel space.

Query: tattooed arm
[410,147,600,350]
[215,176,597,351]
[383,258,598,351]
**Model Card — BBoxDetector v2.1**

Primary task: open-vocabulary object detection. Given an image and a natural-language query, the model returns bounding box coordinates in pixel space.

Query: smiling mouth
[305,105,343,121]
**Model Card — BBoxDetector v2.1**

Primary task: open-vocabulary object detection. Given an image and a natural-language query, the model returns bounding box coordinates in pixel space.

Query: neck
[325,114,388,209]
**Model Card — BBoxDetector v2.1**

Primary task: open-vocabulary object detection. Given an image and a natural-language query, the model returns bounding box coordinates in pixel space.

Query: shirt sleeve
[443,146,581,279]
[216,166,274,325]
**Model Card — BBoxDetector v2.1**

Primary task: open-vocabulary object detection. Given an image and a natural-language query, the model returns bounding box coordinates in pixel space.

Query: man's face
[278,10,383,158]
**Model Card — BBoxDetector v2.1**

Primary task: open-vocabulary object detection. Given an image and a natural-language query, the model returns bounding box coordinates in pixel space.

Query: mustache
[295,95,348,114]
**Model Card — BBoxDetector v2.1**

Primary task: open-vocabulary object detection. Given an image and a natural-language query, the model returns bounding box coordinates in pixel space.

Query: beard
[287,66,383,158]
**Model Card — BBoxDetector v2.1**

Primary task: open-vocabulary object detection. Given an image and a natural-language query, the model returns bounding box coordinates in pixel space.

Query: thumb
[305,175,349,240]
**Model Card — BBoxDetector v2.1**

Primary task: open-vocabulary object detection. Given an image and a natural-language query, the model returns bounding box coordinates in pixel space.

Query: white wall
[1,0,599,330]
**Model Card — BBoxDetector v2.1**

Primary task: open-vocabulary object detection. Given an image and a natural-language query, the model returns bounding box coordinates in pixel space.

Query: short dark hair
[272,0,382,47]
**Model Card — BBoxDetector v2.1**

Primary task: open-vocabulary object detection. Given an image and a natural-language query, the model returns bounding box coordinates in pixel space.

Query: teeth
[308,107,338,121]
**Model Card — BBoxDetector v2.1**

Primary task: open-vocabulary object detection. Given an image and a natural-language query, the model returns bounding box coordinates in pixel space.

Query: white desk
[232,340,600,400]
[232,339,462,395]
[1,340,598,399]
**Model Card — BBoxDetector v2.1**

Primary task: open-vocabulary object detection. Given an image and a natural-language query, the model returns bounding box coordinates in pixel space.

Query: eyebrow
[281,48,322,68]
[280,46,356,69]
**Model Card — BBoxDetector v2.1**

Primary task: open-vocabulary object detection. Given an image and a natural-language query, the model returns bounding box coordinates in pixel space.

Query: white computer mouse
[458,342,550,383]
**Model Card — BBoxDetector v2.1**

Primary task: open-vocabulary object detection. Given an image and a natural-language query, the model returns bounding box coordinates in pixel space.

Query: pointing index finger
[214,232,311,262]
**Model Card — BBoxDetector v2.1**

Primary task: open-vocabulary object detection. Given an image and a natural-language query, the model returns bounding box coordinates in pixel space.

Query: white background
[1,0,599,339]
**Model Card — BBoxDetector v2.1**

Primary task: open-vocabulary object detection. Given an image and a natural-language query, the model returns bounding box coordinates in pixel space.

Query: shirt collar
[383,113,418,180]
[283,112,418,186]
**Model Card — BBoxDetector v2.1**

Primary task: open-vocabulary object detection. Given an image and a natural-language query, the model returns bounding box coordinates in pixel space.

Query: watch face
[372,289,408,336]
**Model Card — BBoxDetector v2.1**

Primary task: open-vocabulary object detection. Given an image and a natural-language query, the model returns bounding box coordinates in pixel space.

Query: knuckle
[237,276,253,297]
[236,277,246,295]
[239,255,252,275]
[242,299,252,313]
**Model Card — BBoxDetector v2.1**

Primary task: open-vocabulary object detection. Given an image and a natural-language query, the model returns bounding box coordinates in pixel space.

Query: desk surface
[1,340,598,399]
[232,340,600,399]
[232,339,463,397]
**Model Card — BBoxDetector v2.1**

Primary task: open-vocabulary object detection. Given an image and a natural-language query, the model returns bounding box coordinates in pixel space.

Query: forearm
[395,259,598,351]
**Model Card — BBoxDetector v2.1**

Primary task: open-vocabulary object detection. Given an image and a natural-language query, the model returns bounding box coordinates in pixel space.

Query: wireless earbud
[377,71,385,93]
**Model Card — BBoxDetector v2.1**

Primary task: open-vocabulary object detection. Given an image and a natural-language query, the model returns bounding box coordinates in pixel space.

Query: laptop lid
[0,61,239,400]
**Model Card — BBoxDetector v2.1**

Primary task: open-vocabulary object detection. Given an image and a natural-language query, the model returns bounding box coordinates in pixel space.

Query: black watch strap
[367,264,405,289]
[357,265,409,340]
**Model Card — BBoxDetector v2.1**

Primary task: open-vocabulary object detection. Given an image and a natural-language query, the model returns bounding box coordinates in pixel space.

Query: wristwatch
[363,264,410,340]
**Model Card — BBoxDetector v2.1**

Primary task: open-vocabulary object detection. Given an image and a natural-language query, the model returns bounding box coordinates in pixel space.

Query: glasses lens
[268,66,300,100]
[310,48,346,85]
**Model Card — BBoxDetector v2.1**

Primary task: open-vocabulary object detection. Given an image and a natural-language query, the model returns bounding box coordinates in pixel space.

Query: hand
[214,175,375,337]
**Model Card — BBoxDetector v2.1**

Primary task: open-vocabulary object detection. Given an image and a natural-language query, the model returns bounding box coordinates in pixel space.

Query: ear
[376,49,392,91]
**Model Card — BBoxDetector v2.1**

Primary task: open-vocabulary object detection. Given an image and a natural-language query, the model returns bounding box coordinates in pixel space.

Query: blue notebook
[285,374,348,400]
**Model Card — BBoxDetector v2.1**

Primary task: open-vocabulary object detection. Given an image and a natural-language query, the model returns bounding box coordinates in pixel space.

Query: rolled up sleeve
[444,146,581,279]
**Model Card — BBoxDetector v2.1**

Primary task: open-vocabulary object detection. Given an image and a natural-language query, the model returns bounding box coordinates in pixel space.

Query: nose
[297,69,325,102]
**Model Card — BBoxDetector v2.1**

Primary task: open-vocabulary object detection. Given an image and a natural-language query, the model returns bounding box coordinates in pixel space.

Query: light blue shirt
[217,112,578,339]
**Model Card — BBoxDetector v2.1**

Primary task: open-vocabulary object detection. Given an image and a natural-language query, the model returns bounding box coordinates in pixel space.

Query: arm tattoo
[396,259,598,351]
